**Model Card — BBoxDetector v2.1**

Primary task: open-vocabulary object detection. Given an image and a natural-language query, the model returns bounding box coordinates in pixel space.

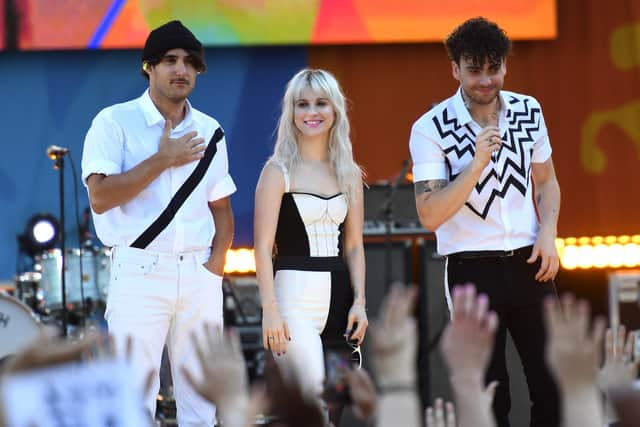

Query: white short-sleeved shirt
[409,88,552,255]
[81,90,236,253]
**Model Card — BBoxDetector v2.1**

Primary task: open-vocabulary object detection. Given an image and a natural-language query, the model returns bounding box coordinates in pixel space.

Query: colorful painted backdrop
[0,0,556,49]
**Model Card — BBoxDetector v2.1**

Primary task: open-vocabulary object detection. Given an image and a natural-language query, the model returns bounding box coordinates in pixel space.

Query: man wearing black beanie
[140,20,206,79]
[82,20,235,427]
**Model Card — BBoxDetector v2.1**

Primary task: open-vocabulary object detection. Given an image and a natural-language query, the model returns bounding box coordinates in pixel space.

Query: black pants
[446,245,560,427]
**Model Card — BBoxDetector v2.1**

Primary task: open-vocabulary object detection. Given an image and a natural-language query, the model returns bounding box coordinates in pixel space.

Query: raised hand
[1,328,99,375]
[544,294,606,427]
[438,283,499,427]
[440,283,498,384]
[369,283,418,388]
[157,119,206,168]
[181,324,249,417]
[344,368,378,421]
[544,294,606,392]
[598,325,638,391]
[425,398,456,427]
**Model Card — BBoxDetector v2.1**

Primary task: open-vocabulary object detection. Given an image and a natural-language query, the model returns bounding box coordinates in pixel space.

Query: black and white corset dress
[271,164,354,393]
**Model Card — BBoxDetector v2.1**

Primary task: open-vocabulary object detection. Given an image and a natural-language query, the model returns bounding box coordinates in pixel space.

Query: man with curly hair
[409,17,561,426]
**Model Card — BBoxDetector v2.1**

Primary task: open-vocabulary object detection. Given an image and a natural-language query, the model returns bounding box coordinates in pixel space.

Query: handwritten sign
[2,359,150,427]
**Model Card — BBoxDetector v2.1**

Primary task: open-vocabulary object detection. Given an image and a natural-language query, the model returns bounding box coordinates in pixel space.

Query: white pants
[273,269,332,396]
[106,246,224,427]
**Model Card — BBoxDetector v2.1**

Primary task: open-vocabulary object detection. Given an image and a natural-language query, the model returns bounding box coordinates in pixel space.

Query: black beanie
[141,20,203,62]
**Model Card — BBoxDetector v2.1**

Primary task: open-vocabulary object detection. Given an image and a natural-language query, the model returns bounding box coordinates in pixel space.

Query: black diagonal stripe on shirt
[130,127,224,249]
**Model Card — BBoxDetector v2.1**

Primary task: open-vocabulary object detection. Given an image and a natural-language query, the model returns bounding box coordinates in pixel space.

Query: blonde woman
[254,69,368,421]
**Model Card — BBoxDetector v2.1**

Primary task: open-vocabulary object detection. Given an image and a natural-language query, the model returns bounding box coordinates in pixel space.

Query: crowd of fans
[0,282,638,427]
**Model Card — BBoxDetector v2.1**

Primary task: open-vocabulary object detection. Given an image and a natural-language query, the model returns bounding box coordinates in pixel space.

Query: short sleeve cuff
[209,174,236,201]
[412,162,447,182]
[532,138,552,163]
[82,160,121,186]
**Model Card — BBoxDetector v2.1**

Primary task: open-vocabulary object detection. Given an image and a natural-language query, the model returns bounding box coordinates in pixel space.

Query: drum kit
[25,247,111,313]
[1,246,111,360]
[0,293,41,360]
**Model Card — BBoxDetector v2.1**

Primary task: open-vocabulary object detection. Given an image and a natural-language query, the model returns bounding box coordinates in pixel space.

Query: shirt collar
[452,87,511,125]
[138,89,194,129]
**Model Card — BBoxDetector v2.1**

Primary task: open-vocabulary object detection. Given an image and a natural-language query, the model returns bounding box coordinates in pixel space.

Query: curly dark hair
[444,17,511,66]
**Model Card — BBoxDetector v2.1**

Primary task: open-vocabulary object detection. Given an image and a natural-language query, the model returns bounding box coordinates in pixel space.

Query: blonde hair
[270,68,363,200]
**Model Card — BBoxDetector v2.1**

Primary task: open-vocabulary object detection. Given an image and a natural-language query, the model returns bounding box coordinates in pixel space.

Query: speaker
[364,183,421,228]
[237,325,265,384]
[363,240,413,318]
[223,276,262,326]
[417,239,450,405]
[223,276,265,384]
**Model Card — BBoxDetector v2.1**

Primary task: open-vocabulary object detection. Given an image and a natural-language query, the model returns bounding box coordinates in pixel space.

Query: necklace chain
[462,89,501,128]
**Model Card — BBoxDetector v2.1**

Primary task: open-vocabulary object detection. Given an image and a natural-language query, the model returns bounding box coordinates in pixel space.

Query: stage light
[18,213,60,256]
[33,219,56,244]
[224,248,256,274]
[557,235,640,270]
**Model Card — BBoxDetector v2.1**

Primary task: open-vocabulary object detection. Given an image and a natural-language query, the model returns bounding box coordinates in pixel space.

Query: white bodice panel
[291,193,348,257]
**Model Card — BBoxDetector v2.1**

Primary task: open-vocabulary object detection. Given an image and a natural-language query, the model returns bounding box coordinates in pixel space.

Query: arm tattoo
[414,180,447,197]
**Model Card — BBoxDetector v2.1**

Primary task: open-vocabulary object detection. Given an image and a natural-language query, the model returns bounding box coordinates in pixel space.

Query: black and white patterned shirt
[409,88,552,255]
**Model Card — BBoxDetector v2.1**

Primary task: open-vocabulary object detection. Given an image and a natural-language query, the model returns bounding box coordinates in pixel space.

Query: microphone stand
[380,160,410,293]
[52,154,68,337]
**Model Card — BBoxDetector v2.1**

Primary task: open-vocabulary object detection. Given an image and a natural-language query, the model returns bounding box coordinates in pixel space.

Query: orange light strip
[556,235,640,270]
[224,237,640,274]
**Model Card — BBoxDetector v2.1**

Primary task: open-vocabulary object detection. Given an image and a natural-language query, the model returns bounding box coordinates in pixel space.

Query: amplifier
[237,325,265,384]
[364,183,420,227]
[223,275,265,383]
[223,276,262,326]
[236,324,263,350]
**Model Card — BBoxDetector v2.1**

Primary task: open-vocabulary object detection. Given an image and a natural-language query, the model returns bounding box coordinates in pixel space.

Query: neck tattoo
[462,88,501,128]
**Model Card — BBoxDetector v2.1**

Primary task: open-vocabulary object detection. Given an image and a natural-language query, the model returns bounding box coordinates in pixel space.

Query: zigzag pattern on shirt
[433,108,476,159]
[495,99,537,157]
[501,98,540,179]
[464,174,528,219]
[433,96,542,220]
[507,99,540,147]
[451,145,530,196]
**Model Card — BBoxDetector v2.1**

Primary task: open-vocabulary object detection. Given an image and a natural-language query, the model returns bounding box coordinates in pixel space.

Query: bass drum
[0,293,41,359]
